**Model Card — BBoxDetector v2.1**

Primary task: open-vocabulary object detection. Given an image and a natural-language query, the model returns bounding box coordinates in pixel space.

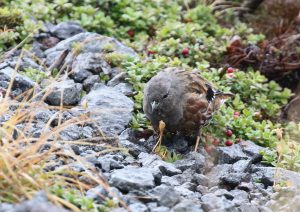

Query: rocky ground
[0,22,300,212]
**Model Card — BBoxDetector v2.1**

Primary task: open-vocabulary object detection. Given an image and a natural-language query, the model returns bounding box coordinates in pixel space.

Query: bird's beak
[151,101,159,113]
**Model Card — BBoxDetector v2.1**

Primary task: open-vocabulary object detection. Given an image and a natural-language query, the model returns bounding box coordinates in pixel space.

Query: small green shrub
[22,68,47,83]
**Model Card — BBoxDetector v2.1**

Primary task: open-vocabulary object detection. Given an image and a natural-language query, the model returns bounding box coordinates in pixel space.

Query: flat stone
[83,75,100,92]
[201,193,238,212]
[193,173,210,187]
[110,167,155,192]
[150,206,170,212]
[45,32,137,66]
[45,79,82,106]
[252,167,300,189]
[138,152,182,176]
[119,139,148,158]
[0,67,38,97]
[71,53,111,82]
[129,203,148,212]
[80,84,134,136]
[217,144,249,164]
[206,164,232,187]
[232,159,252,173]
[49,21,85,39]
[12,191,68,212]
[230,189,250,205]
[171,200,203,212]
[239,140,265,161]
[150,185,180,207]
[220,172,247,188]
[97,154,124,172]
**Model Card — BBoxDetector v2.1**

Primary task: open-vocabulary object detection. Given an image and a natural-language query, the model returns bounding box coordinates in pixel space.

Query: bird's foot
[194,135,200,152]
[152,120,166,153]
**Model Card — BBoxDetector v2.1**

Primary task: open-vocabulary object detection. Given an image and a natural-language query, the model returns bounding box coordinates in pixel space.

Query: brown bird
[143,67,233,152]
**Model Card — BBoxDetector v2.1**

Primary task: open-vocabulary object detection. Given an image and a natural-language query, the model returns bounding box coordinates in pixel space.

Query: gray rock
[172,169,195,185]
[71,53,111,82]
[19,57,44,72]
[82,126,94,138]
[174,184,200,199]
[129,203,148,212]
[251,167,275,188]
[107,72,127,87]
[239,140,265,161]
[110,167,155,192]
[45,79,82,106]
[113,83,134,96]
[11,191,69,212]
[193,173,210,187]
[150,185,180,207]
[232,159,252,173]
[119,128,139,143]
[206,164,232,187]
[49,21,85,40]
[237,182,254,192]
[265,188,300,211]
[45,32,137,66]
[174,152,205,173]
[86,185,125,206]
[123,155,136,165]
[252,167,300,189]
[0,67,38,97]
[161,176,180,187]
[83,75,100,92]
[201,193,237,212]
[150,206,170,212]
[196,185,209,194]
[230,189,249,205]
[146,202,158,209]
[119,139,148,158]
[59,125,82,141]
[86,185,107,202]
[180,182,197,192]
[166,136,189,153]
[239,204,260,212]
[97,154,124,172]
[171,200,203,212]
[0,203,14,212]
[0,61,9,69]
[80,84,134,136]
[220,172,246,188]
[50,110,77,126]
[138,152,182,176]
[34,109,54,123]
[218,144,249,164]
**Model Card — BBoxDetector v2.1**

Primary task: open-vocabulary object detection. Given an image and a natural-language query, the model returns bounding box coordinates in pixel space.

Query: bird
[143,67,233,152]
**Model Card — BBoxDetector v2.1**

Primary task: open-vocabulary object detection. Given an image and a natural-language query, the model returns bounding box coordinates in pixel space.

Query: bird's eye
[162,93,169,99]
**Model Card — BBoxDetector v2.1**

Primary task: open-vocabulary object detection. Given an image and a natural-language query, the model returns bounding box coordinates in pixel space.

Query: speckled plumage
[143,67,232,136]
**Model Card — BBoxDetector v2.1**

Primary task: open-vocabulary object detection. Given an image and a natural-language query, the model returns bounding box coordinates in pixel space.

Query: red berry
[127,29,135,37]
[212,139,220,146]
[226,67,235,73]
[226,129,233,137]
[233,111,240,118]
[181,47,189,56]
[225,140,233,146]
[148,50,156,55]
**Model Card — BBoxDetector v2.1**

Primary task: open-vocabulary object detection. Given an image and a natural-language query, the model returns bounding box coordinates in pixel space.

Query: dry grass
[0,40,129,211]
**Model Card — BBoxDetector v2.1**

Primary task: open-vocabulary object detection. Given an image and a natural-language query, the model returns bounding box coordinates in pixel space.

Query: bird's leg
[152,120,166,153]
[194,128,201,152]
